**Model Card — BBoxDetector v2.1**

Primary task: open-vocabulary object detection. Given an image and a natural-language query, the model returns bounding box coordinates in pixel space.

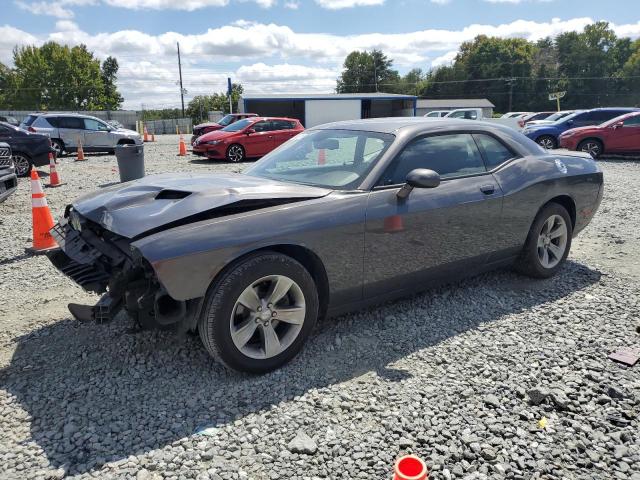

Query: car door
[363,132,503,298]
[58,116,85,149]
[607,115,640,152]
[271,120,298,148]
[242,121,275,157]
[83,118,112,149]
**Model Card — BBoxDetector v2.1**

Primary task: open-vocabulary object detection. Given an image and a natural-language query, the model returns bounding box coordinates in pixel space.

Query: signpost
[549,91,566,111]
[228,77,233,114]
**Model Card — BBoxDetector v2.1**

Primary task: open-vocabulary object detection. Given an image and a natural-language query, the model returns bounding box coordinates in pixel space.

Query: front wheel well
[577,137,604,150]
[544,195,576,229]
[209,245,330,321]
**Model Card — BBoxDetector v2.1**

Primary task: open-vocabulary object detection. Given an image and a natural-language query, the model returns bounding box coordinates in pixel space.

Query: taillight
[518,120,525,128]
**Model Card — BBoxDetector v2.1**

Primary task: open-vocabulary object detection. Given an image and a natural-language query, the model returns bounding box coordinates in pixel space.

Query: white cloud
[3,17,640,107]
[314,0,384,9]
[283,0,299,8]
[15,0,76,18]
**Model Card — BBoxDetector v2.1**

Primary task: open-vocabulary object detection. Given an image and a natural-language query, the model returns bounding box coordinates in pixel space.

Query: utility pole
[177,42,185,117]
[506,78,516,112]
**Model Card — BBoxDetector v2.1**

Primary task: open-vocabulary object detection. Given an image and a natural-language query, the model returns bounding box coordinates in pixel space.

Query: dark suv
[0,143,18,203]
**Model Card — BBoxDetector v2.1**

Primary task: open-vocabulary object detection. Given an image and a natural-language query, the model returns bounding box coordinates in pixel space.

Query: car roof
[249,117,299,122]
[589,107,640,112]
[312,117,476,134]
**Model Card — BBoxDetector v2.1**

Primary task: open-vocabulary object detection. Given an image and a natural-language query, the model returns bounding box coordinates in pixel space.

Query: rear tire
[198,252,319,373]
[226,144,245,163]
[536,135,557,150]
[12,152,32,177]
[515,203,573,278]
[577,139,603,158]
[51,139,65,157]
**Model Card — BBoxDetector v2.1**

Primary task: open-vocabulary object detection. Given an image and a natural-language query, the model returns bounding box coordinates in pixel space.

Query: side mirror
[246,128,256,135]
[613,122,623,129]
[397,169,440,199]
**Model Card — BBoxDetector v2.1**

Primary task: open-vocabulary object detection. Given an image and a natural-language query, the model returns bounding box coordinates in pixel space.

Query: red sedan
[192,117,304,162]
[559,111,640,157]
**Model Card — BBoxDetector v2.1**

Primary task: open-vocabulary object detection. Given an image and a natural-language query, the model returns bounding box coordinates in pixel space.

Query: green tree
[186,83,244,123]
[101,56,123,110]
[337,50,399,93]
[1,41,123,110]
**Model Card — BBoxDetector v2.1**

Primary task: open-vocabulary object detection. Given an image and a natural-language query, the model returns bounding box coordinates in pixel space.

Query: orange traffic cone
[178,134,187,156]
[46,152,63,187]
[143,125,149,142]
[76,138,86,161]
[27,169,58,254]
[317,149,326,165]
[393,455,428,480]
[384,214,404,233]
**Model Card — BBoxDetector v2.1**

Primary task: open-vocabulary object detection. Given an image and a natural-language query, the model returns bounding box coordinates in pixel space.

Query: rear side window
[45,117,60,128]
[378,133,486,186]
[58,117,84,129]
[473,134,516,170]
[273,120,295,130]
[22,115,37,126]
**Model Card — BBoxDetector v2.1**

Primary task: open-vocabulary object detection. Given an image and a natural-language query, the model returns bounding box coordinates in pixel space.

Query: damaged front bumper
[47,210,200,329]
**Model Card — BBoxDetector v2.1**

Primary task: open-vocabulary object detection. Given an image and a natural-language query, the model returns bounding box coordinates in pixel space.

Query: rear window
[22,115,38,126]
[45,116,60,128]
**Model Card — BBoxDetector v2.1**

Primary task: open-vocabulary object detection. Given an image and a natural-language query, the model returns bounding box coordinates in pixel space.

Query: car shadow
[0,261,601,475]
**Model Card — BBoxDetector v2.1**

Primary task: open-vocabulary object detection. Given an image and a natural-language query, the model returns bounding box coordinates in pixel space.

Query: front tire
[577,139,603,158]
[516,203,573,278]
[536,135,557,150]
[226,144,245,163]
[198,252,319,373]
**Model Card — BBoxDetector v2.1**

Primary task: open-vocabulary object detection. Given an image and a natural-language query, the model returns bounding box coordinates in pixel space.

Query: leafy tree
[186,83,244,123]
[0,41,123,110]
[337,50,399,93]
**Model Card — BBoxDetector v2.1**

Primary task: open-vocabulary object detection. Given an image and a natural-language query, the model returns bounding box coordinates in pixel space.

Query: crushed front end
[47,207,198,330]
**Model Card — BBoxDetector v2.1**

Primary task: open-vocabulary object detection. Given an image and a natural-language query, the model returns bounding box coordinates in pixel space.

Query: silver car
[20,113,142,157]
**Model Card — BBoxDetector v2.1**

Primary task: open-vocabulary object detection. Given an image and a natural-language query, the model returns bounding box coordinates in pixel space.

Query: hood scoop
[155,189,191,200]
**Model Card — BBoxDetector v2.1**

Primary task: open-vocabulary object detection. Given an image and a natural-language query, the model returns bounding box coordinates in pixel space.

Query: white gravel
[0,136,639,480]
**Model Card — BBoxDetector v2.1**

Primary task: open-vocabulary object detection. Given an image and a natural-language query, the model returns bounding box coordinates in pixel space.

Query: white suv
[20,113,142,157]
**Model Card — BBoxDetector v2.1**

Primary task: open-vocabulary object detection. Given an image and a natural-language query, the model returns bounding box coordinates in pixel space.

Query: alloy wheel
[538,137,555,149]
[580,142,601,157]
[12,154,31,177]
[51,141,63,157]
[537,214,568,269]
[230,275,306,359]
[227,145,244,162]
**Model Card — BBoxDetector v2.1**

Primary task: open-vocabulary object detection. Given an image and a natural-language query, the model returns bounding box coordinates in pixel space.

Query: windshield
[217,114,235,127]
[244,129,395,189]
[555,111,582,125]
[222,118,253,132]
[545,111,571,122]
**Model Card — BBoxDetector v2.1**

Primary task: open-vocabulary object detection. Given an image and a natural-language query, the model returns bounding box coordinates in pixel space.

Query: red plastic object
[317,148,326,165]
[384,215,404,233]
[394,455,428,480]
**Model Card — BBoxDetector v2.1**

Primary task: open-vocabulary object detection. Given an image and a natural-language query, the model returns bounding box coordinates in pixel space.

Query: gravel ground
[0,135,639,479]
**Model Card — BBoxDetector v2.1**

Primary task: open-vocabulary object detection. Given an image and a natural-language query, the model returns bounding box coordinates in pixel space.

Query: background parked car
[559,111,640,157]
[0,142,18,203]
[20,113,141,156]
[522,108,640,149]
[518,112,554,128]
[0,115,20,126]
[442,108,523,130]
[191,113,258,145]
[192,117,304,162]
[423,110,450,118]
[526,110,577,127]
[0,121,55,177]
[501,112,531,118]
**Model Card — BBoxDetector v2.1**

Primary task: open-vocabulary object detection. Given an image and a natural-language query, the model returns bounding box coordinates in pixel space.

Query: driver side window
[377,133,486,186]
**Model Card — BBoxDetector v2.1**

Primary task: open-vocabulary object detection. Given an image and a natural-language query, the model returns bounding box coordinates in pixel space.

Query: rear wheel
[198,252,319,373]
[577,139,603,158]
[536,135,557,150]
[226,144,245,163]
[51,139,64,157]
[12,153,32,177]
[516,203,573,278]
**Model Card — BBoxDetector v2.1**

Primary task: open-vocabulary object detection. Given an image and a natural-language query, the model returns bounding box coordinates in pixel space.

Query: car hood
[560,125,601,136]
[195,122,222,130]
[114,128,140,137]
[72,173,331,238]
[197,130,238,143]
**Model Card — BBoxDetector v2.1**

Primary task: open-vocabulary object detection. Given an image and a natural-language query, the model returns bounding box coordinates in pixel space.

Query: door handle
[480,184,496,195]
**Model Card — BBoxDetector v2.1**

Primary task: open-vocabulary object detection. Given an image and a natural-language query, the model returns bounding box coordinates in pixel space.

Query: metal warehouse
[239,93,417,128]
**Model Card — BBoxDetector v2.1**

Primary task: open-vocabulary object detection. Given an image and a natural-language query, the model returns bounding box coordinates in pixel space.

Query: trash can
[115,144,145,182]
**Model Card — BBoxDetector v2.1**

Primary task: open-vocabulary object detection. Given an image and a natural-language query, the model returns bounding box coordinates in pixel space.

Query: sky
[3,0,640,110]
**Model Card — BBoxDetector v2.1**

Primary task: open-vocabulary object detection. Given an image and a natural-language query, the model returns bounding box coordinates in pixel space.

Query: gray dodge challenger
[48,118,603,373]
